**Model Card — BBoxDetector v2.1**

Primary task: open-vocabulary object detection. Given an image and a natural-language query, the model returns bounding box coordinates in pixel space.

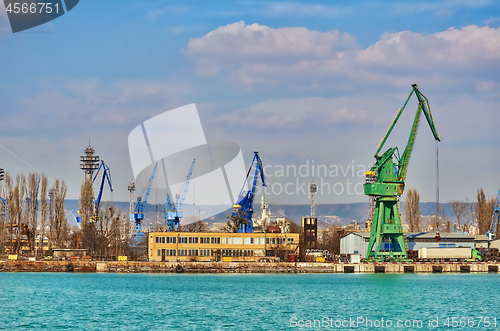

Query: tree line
[403,187,498,237]
[0,172,134,260]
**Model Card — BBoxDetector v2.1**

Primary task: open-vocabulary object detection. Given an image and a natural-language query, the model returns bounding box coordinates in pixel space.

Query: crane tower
[80,144,100,178]
[364,84,441,261]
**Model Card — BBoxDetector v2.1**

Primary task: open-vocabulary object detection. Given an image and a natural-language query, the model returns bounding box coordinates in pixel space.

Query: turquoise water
[0,273,499,330]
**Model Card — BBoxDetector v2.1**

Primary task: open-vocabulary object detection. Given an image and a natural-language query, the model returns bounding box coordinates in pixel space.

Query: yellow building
[148,231,300,262]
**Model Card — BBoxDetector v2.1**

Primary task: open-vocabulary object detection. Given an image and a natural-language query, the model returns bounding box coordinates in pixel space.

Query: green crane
[364,84,441,261]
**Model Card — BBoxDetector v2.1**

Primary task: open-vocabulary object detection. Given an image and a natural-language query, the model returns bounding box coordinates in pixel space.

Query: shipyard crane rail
[364,84,441,261]
[166,159,195,231]
[91,160,113,222]
[233,151,267,233]
[486,186,500,240]
[130,163,158,234]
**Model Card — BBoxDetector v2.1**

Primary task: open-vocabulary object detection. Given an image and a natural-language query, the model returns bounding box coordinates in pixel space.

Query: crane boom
[91,160,113,222]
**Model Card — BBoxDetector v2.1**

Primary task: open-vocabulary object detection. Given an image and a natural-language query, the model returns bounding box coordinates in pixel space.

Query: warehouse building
[148,231,300,262]
[406,232,475,250]
[341,232,476,258]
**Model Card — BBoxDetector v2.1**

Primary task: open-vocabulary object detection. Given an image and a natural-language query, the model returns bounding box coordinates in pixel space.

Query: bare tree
[80,177,96,255]
[224,209,250,233]
[183,220,209,232]
[404,188,421,232]
[317,227,341,255]
[476,188,494,235]
[27,173,40,253]
[6,174,26,254]
[39,174,48,257]
[0,181,6,253]
[448,200,468,230]
[50,180,67,248]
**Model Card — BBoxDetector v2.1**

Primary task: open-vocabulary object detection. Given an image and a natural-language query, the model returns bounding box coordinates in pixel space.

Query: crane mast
[165,159,195,231]
[233,151,267,233]
[364,84,441,261]
[130,163,158,234]
[486,187,500,240]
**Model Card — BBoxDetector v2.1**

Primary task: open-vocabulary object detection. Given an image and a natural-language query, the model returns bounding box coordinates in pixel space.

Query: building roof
[474,235,489,241]
[406,232,474,240]
[344,232,371,239]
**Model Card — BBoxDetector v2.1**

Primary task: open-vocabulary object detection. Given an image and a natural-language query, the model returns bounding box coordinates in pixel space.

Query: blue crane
[486,186,500,240]
[165,159,195,231]
[91,160,113,222]
[233,151,267,233]
[130,163,158,234]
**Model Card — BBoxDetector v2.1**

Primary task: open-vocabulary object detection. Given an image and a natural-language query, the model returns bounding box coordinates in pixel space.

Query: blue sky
[0,0,499,207]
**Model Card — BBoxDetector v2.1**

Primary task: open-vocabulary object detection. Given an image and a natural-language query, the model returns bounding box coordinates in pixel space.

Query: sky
[0,0,499,209]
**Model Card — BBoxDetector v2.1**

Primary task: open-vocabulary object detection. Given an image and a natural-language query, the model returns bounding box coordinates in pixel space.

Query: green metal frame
[365,84,441,261]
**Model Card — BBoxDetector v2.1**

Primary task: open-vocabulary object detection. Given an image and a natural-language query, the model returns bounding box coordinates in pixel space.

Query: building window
[244,250,254,256]
[150,237,153,244]
[222,249,232,257]
[211,237,221,244]
[155,237,166,244]
[233,237,243,245]
[201,237,210,244]
[288,238,294,243]
[167,249,176,256]
[157,249,161,256]
[222,237,232,245]
[232,249,242,257]
[200,249,211,256]
[188,249,198,256]
[178,249,188,256]
[189,237,198,244]
[178,237,188,244]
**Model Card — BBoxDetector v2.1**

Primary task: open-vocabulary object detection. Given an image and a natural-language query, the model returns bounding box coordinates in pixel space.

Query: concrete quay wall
[1,261,499,273]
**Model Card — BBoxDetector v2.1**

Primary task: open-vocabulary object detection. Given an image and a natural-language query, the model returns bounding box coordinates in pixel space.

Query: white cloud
[358,25,500,68]
[187,22,500,91]
[187,21,357,75]
[207,96,395,130]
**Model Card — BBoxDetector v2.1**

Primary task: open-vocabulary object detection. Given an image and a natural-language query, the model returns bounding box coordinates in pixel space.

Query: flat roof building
[148,231,300,262]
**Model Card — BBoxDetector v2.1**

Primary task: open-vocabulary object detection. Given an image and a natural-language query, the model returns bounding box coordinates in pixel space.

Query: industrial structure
[80,144,100,178]
[301,182,318,249]
[165,159,195,231]
[363,84,441,261]
[252,196,290,233]
[90,160,113,222]
[232,151,266,233]
[130,163,157,235]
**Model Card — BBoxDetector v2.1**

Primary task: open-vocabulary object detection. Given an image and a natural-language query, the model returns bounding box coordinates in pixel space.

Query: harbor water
[0,273,499,330]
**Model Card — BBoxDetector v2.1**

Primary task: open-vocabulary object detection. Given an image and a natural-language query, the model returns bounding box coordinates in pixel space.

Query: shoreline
[1,261,499,274]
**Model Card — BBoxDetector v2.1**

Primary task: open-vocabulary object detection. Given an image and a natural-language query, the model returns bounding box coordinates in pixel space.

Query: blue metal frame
[130,163,158,233]
[233,151,266,233]
[166,159,195,231]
